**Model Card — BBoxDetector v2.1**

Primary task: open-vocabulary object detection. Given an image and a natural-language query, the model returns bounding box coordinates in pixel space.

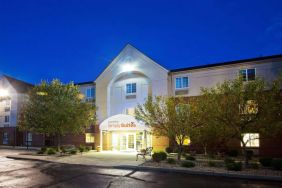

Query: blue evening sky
[0,0,282,84]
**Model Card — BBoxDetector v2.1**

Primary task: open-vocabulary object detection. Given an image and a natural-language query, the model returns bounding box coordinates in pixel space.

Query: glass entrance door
[119,133,135,151]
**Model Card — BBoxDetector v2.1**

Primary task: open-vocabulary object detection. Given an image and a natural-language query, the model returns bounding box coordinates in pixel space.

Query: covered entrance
[99,114,151,152]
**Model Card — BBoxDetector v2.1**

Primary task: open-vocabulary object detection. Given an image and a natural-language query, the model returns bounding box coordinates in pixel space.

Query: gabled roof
[170,54,282,73]
[1,74,33,93]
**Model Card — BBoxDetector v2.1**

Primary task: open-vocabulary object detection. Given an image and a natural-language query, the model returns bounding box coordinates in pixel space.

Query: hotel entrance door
[120,133,135,151]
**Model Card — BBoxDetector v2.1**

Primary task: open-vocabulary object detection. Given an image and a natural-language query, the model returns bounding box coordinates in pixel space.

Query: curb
[7,155,282,182]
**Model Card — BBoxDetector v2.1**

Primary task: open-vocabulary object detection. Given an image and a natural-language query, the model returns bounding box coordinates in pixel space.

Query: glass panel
[126,84,131,94]
[247,69,256,81]
[3,132,8,144]
[85,133,94,143]
[182,77,189,88]
[242,133,259,147]
[240,69,247,81]
[128,134,134,149]
[4,116,9,123]
[120,135,127,150]
[132,83,136,93]
[175,78,182,89]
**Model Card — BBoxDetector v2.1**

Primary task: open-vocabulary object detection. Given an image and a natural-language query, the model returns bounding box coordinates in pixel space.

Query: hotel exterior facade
[0,44,282,156]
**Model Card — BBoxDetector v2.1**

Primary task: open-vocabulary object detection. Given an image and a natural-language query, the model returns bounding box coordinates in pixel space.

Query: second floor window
[86,87,95,98]
[239,68,255,81]
[4,115,9,123]
[175,77,189,89]
[126,83,136,94]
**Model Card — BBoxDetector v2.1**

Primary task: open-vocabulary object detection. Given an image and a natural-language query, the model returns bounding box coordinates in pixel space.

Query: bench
[136,147,153,161]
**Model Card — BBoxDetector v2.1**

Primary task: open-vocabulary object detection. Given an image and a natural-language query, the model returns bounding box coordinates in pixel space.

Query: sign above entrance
[99,114,149,131]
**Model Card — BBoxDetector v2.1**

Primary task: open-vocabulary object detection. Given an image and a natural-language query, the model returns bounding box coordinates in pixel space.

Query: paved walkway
[7,151,145,167]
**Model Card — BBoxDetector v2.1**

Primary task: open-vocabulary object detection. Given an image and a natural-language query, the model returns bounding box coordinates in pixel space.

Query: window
[85,133,94,143]
[175,77,189,89]
[241,133,259,147]
[4,115,9,123]
[126,83,136,94]
[126,108,135,116]
[239,68,256,81]
[4,106,10,112]
[3,132,8,144]
[27,133,32,146]
[86,87,95,98]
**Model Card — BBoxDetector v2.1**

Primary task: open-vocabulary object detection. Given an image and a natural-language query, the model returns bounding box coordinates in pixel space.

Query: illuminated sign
[108,121,137,130]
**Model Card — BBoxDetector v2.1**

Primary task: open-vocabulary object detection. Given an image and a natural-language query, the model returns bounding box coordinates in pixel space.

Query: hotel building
[0,44,281,156]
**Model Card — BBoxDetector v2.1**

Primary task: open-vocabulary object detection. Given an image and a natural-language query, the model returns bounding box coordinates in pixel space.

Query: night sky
[0,0,282,84]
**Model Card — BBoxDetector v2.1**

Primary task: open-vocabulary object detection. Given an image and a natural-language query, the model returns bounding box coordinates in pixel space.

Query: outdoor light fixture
[122,63,135,72]
[0,89,8,97]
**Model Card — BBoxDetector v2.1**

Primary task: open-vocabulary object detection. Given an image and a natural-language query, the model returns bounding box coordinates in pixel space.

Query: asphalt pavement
[0,149,282,188]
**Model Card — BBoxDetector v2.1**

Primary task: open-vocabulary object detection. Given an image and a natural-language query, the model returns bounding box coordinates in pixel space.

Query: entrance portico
[99,114,151,152]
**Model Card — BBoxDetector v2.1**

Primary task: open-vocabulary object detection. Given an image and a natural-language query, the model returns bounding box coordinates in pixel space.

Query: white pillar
[100,130,103,151]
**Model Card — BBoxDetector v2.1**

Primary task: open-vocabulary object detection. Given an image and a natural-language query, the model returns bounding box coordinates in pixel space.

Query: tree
[135,96,202,160]
[200,76,282,166]
[19,79,96,150]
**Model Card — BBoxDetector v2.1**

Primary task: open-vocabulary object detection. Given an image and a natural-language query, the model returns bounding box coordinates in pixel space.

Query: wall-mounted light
[0,89,8,97]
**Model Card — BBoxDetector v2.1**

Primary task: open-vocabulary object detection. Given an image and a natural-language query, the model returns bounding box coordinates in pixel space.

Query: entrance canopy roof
[99,114,149,131]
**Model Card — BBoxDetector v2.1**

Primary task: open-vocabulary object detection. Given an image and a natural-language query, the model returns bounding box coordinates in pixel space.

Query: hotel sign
[108,121,137,130]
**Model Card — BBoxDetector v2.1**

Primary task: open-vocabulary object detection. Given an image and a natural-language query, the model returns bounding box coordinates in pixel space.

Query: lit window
[239,100,258,114]
[85,133,95,143]
[126,83,136,94]
[239,68,256,81]
[126,108,135,116]
[4,115,9,123]
[175,77,189,89]
[241,133,259,147]
[86,87,95,98]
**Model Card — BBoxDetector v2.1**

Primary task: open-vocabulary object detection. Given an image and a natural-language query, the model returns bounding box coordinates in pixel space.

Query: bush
[86,146,92,151]
[47,148,56,155]
[167,158,176,164]
[70,149,77,155]
[250,162,260,169]
[259,157,273,167]
[152,151,167,162]
[208,161,217,167]
[224,158,235,164]
[78,145,86,153]
[185,155,196,161]
[37,150,44,154]
[165,147,173,154]
[226,162,242,171]
[271,158,282,171]
[181,161,195,168]
[227,150,238,157]
[40,147,48,153]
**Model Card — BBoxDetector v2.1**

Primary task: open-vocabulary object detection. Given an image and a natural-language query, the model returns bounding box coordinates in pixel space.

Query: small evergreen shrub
[271,158,282,171]
[226,162,242,171]
[250,162,260,169]
[181,161,195,168]
[86,146,92,151]
[79,145,86,153]
[167,158,176,164]
[47,148,56,155]
[152,151,167,162]
[224,158,235,164]
[165,147,173,154]
[37,150,44,154]
[246,150,254,160]
[70,149,77,155]
[208,161,217,167]
[158,151,168,160]
[185,155,196,161]
[259,157,273,167]
[40,147,48,153]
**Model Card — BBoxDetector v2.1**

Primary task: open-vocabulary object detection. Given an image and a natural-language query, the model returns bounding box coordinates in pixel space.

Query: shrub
[226,162,242,171]
[70,149,77,155]
[259,157,273,167]
[159,151,168,160]
[227,150,238,157]
[224,158,235,164]
[271,158,282,171]
[167,158,176,164]
[78,145,86,153]
[185,155,196,161]
[250,162,260,169]
[165,147,173,154]
[181,161,195,168]
[152,151,167,162]
[37,150,44,154]
[40,147,48,153]
[47,148,56,155]
[208,161,217,167]
[86,146,92,151]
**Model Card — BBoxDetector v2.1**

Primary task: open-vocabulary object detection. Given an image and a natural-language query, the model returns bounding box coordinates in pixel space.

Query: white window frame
[175,76,189,90]
[239,68,256,82]
[85,133,95,143]
[241,133,259,148]
[126,83,137,95]
[85,87,95,99]
[4,115,9,123]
